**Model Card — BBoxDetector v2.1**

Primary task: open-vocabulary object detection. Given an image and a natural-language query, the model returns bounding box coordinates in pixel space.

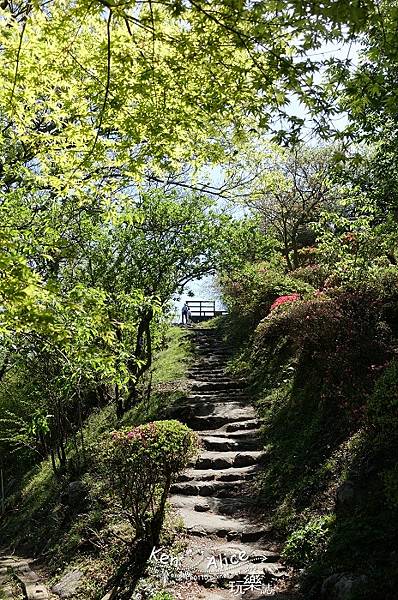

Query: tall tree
[239,146,337,270]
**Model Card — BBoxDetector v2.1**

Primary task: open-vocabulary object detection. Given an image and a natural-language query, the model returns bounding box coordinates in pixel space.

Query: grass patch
[150,326,192,385]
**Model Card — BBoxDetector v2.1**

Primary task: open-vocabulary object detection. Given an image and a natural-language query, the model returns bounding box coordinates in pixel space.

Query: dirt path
[166,327,299,599]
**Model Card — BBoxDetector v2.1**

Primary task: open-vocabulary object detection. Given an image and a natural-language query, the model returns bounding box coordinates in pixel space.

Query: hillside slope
[217,288,398,600]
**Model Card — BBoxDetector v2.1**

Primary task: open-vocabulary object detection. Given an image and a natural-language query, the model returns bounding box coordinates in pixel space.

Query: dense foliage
[218,177,398,600]
[2,0,398,598]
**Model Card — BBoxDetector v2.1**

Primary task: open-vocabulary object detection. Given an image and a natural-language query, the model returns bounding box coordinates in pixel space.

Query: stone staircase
[0,327,293,600]
[168,327,289,597]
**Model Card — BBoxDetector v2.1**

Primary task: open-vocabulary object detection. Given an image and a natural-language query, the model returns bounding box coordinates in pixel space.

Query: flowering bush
[100,420,199,535]
[97,420,199,597]
[270,293,300,311]
[221,262,313,326]
[256,290,391,417]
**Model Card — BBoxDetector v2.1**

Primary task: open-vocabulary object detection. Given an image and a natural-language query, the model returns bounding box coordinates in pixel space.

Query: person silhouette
[181,302,189,324]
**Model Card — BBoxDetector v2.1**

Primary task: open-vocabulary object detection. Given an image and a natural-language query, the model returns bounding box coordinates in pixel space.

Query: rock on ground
[321,572,368,600]
[52,570,84,598]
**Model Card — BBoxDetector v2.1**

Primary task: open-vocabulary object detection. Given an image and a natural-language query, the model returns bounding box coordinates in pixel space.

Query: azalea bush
[270,293,300,311]
[255,290,391,416]
[221,261,312,325]
[98,420,199,598]
[100,420,199,536]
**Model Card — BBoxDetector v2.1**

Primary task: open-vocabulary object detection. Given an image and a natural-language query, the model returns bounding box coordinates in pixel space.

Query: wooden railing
[185,300,228,322]
[187,300,216,318]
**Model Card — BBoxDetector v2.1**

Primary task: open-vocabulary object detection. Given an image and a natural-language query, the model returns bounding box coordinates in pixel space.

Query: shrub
[382,466,398,510]
[100,420,199,536]
[282,515,335,567]
[97,420,199,598]
[367,360,398,443]
[290,264,328,289]
[255,290,391,417]
[221,262,313,326]
[367,264,398,298]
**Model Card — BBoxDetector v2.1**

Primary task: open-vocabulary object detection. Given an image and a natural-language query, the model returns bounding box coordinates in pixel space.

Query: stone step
[193,345,229,351]
[194,419,261,434]
[188,377,232,383]
[188,357,225,372]
[192,344,226,348]
[170,493,251,515]
[181,541,281,568]
[193,338,225,343]
[192,346,225,352]
[171,505,273,543]
[170,479,246,497]
[188,362,226,374]
[187,369,226,376]
[188,383,246,391]
[193,356,230,363]
[188,375,237,383]
[199,428,260,440]
[193,364,229,370]
[200,434,261,452]
[178,465,258,483]
[188,382,245,390]
[0,558,50,600]
[192,352,225,357]
[170,402,254,422]
[182,394,249,405]
[194,357,229,365]
[172,401,250,419]
[190,331,219,337]
[225,419,261,432]
[187,388,247,397]
[180,545,287,582]
[187,412,257,430]
[191,381,244,392]
[194,450,265,470]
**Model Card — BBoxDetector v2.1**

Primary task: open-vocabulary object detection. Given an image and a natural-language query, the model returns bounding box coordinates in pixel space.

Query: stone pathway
[168,327,295,599]
[0,555,50,599]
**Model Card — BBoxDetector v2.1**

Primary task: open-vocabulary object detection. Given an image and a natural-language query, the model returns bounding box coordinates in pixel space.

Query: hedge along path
[167,326,296,599]
[0,555,50,599]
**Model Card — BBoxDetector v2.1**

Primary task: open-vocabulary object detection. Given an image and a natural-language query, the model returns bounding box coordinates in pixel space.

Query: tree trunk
[118,308,154,417]
[292,239,299,270]
[108,475,172,599]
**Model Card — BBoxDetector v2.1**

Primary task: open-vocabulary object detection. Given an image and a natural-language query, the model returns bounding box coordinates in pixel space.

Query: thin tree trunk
[108,475,172,599]
[119,308,154,417]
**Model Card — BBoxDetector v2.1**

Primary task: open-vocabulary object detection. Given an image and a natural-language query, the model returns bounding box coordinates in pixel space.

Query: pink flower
[270,294,300,311]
